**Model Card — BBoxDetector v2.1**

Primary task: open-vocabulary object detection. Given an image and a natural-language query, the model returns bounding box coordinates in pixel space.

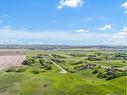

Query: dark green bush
[92,69,99,74]
[97,72,103,78]
[31,68,41,74]
[43,64,52,70]
[106,75,114,80]
[5,66,27,72]
[5,67,16,72]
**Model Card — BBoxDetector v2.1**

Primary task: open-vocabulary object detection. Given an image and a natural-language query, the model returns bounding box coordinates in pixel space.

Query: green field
[0,49,127,95]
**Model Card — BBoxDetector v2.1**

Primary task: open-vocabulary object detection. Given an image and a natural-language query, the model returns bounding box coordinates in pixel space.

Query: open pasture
[0,47,126,95]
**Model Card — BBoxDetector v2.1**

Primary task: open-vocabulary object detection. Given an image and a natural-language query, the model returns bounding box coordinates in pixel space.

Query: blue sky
[0,0,126,45]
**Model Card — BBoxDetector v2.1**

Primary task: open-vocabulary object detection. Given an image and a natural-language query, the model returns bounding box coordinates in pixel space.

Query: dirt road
[49,59,67,73]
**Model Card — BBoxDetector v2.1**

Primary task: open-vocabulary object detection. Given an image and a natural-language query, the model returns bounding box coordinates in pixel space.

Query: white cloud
[57,0,83,9]
[99,25,112,31]
[121,2,127,14]
[57,5,63,9]
[112,27,127,38]
[76,29,89,33]
[117,27,127,37]
[103,27,127,45]
[121,2,127,9]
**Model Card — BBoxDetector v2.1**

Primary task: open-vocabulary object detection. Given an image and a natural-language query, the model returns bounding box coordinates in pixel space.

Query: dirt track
[50,59,67,73]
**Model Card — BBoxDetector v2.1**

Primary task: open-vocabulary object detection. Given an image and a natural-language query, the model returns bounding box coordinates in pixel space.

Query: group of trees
[64,66,76,73]
[113,53,127,60]
[92,67,127,80]
[87,52,127,61]
[69,53,87,57]
[25,55,52,74]
[87,55,102,61]
[70,61,85,65]
[51,58,65,63]
[66,52,127,62]
[51,54,66,59]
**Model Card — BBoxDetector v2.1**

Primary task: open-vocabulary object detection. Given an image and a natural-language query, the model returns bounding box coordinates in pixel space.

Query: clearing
[0,49,26,70]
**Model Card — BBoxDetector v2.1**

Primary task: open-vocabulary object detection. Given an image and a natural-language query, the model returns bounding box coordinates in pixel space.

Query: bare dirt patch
[0,49,26,70]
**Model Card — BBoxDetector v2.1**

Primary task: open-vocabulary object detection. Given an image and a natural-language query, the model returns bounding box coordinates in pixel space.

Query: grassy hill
[0,49,126,95]
[0,70,126,95]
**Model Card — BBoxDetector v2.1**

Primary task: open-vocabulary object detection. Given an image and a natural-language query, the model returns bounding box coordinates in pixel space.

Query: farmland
[0,49,26,70]
[0,46,126,95]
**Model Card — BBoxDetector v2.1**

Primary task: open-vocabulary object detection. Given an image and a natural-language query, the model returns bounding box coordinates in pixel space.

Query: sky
[0,0,126,45]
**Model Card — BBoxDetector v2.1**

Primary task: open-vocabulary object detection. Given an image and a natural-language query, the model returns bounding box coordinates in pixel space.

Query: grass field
[0,70,126,95]
[0,49,126,95]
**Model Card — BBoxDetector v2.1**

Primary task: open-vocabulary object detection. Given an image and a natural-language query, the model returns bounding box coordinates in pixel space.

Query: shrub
[106,75,114,80]
[84,61,87,63]
[122,60,126,63]
[25,58,37,65]
[43,64,52,70]
[75,61,84,64]
[71,61,84,65]
[31,68,41,74]
[5,66,27,72]
[51,54,66,59]
[15,66,28,72]
[97,72,103,78]
[5,67,16,72]
[39,59,45,66]
[92,69,99,74]
[67,67,77,73]
[87,55,102,61]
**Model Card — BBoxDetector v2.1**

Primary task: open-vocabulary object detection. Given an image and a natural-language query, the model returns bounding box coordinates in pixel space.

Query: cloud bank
[0,26,126,45]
